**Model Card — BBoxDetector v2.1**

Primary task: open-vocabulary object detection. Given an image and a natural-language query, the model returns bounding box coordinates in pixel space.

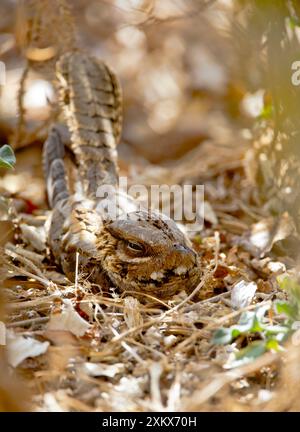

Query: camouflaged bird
[43,51,201,298]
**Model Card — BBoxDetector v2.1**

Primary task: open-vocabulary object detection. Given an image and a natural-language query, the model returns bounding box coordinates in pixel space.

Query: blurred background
[0,0,254,208]
[0,0,299,221]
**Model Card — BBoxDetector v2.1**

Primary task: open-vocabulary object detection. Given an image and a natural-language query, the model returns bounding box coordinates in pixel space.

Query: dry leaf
[250,213,297,257]
[47,299,91,337]
[19,223,46,251]
[6,330,50,367]
[231,280,257,309]
[80,362,124,378]
[250,218,273,251]
[124,296,143,329]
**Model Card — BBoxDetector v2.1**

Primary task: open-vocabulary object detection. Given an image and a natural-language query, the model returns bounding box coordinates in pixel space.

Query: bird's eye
[127,242,144,252]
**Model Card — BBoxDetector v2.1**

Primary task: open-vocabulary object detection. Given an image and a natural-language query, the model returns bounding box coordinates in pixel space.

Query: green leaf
[212,304,272,346]
[264,324,290,335]
[235,311,256,332]
[278,277,300,295]
[0,145,16,169]
[259,103,273,120]
[226,341,267,368]
[265,339,284,352]
[235,340,266,360]
[212,328,234,345]
[275,301,298,320]
[278,277,300,313]
[235,305,270,333]
[255,303,271,322]
[250,317,265,333]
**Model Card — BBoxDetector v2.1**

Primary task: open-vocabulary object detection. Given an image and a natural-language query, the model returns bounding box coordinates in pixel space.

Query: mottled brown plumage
[43,52,201,298]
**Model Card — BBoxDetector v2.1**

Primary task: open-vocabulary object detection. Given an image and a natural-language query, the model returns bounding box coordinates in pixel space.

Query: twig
[3,259,51,288]
[149,362,164,411]
[181,352,279,409]
[14,64,29,146]
[95,303,145,364]
[75,251,80,299]
[7,316,49,328]
[184,291,231,312]
[110,325,145,364]
[173,300,273,354]
[109,269,214,347]
[121,290,172,309]
[5,243,43,265]
[129,339,166,360]
[4,247,48,285]
[7,294,60,311]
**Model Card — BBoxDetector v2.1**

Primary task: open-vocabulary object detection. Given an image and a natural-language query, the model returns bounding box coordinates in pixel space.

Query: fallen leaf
[47,299,91,337]
[250,218,273,251]
[6,330,50,367]
[80,362,124,378]
[124,296,143,329]
[231,280,257,309]
[19,223,46,251]
[267,261,286,274]
[250,213,297,257]
[251,257,286,276]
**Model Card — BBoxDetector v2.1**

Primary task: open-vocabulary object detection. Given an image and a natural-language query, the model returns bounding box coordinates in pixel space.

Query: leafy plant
[0,145,16,169]
[212,277,300,368]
